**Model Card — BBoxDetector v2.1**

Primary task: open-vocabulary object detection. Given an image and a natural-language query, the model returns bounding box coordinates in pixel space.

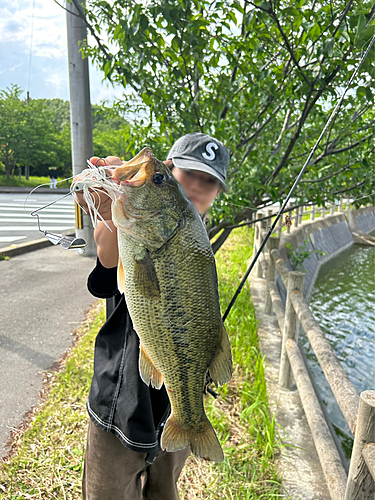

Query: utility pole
[66,0,96,256]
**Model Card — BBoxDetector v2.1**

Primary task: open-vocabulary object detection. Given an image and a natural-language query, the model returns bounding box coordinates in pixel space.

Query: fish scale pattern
[109,151,232,461]
[119,212,223,427]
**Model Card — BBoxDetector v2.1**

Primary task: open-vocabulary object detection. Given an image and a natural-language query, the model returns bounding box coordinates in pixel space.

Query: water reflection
[300,243,375,460]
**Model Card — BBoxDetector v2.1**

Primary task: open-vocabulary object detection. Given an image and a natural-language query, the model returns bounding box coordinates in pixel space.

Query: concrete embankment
[249,206,375,500]
[276,207,375,302]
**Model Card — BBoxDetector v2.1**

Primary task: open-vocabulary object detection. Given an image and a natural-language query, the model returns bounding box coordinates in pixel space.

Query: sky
[0,0,124,104]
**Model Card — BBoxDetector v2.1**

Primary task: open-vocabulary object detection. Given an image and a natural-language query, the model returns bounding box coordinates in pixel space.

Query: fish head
[112,148,190,248]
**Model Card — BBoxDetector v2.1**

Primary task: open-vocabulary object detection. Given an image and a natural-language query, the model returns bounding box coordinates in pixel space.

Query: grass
[0,227,282,499]
[0,175,71,188]
[179,227,282,498]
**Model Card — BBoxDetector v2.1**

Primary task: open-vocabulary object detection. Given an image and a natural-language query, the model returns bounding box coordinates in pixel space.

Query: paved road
[0,192,75,246]
[0,245,96,457]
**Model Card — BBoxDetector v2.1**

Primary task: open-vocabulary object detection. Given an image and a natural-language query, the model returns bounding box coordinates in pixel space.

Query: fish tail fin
[161,414,224,463]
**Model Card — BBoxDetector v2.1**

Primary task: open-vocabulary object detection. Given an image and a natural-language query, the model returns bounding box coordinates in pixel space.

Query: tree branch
[241,105,281,163]
[268,11,312,88]
[220,0,248,121]
[264,86,314,184]
[300,164,355,183]
[272,108,291,154]
[181,56,203,132]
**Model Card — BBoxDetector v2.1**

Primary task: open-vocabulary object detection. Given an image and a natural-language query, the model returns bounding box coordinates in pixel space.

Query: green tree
[0,86,64,179]
[74,0,374,249]
[0,85,26,179]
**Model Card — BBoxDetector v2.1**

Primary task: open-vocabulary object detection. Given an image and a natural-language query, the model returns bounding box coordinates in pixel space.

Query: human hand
[72,156,123,221]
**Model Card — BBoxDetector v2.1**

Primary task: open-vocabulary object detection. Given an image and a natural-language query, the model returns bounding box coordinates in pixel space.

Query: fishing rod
[222,34,375,323]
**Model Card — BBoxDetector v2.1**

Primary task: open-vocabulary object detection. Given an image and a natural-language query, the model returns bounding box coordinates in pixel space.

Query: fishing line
[23,175,86,250]
[27,0,36,96]
[222,33,375,323]
[23,175,75,216]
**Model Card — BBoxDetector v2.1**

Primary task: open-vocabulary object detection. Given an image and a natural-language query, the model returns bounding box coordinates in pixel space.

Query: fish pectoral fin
[161,414,224,463]
[208,322,233,386]
[134,251,160,299]
[117,257,125,293]
[139,342,163,389]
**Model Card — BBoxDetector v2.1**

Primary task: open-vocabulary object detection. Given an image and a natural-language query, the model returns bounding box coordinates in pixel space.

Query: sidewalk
[0,187,70,194]
[0,243,97,457]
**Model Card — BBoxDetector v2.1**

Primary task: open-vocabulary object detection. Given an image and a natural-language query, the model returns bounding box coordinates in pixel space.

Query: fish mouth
[114,148,154,188]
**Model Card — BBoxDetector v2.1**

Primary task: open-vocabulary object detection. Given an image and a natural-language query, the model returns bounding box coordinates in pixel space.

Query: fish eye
[153,172,165,185]
[73,182,84,192]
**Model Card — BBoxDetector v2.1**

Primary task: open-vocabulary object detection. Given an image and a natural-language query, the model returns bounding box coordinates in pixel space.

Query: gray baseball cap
[166,132,230,192]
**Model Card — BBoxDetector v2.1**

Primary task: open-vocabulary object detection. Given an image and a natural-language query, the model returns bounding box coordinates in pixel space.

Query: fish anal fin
[139,342,163,389]
[161,414,224,463]
[134,251,160,299]
[117,257,125,293]
[209,322,233,386]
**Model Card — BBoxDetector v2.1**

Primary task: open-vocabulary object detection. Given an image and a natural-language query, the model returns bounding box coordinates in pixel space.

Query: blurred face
[171,167,221,214]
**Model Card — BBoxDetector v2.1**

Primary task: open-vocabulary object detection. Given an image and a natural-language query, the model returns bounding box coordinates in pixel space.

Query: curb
[0,187,70,194]
[0,232,75,258]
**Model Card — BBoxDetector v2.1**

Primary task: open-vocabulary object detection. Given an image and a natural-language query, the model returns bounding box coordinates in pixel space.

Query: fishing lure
[71,159,123,231]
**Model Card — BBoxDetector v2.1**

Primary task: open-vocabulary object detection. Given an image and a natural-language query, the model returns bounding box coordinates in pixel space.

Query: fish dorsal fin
[139,342,163,389]
[208,322,233,386]
[134,250,160,299]
[117,257,125,293]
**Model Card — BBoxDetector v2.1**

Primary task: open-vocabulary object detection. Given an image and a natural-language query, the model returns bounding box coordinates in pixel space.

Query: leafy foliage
[81,0,375,246]
[0,85,62,179]
[286,238,325,271]
[0,87,135,179]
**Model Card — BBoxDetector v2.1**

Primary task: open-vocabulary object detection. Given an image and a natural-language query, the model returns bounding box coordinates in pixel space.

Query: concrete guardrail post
[265,237,280,314]
[257,219,268,278]
[311,204,315,221]
[362,444,375,483]
[278,211,283,238]
[253,212,260,274]
[287,203,293,234]
[322,205,326,218]
[338,198,343,213]
[345,390,375,500]
[254,213,264,278]
[330,204,335,215]
[279,271,305,389]
[293,208,299,227]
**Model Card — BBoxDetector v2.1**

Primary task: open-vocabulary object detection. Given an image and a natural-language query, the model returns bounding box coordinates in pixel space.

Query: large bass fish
[75,148,232,462]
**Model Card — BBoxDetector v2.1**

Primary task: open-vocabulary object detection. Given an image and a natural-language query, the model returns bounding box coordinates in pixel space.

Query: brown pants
[82,419,191,500]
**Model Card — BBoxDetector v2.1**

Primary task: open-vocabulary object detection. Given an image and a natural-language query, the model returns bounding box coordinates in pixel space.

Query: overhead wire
[27,0,36,98]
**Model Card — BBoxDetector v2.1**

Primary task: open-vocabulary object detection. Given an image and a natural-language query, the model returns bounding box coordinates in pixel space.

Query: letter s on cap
[202,142,219,161]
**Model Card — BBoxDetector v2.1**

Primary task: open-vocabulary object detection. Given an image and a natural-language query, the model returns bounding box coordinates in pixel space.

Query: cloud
[0,0,122,104]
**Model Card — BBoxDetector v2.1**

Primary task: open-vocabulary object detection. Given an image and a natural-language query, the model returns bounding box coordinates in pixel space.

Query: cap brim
[171,157,229,192]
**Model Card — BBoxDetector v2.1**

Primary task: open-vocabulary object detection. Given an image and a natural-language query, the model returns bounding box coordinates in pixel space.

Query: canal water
[299,242,375,460]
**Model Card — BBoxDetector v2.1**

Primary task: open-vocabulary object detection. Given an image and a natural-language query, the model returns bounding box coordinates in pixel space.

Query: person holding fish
[73,132,232,500]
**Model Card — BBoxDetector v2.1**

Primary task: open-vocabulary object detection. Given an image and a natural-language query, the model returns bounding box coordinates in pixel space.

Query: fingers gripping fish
[74,148,233,462]
[71,161,122,230]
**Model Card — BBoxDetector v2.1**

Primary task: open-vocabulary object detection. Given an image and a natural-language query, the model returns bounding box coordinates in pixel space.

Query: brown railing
[253,202,375,500]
